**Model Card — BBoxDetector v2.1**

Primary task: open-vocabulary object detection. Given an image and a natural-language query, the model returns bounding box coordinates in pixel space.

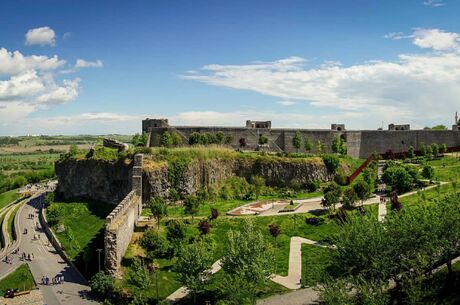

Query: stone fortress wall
[143,118,460,159]
[104,154,143,277]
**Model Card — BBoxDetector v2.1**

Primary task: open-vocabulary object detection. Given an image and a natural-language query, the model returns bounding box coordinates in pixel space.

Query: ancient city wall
[356,130,460,158]
[104,154,143,277]
[148,125,460,159]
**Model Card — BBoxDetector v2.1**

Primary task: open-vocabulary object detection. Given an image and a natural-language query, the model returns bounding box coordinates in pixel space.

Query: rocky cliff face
[143,157,336,199]
[55,158,133,204]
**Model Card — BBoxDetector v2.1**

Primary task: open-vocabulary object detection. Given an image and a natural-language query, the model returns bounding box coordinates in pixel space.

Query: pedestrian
[27,254,30,261]
[41,276,45,285]
[61,275,64,283]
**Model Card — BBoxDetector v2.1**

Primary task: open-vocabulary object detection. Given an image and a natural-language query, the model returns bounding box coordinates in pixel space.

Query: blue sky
[1,0,460,135]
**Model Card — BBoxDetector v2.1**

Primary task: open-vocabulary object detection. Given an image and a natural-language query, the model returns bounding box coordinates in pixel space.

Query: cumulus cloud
[183,28,460,128]
[412,28,460,51]
[423,0,446,7]
[75,59,103,68]
[0,48,65,76]
[25,26,56,46]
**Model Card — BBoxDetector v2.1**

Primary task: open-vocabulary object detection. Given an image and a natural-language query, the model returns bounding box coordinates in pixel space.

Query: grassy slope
[50,201,114,259]
[0,264,35,294]
[301,244,334,287]
[0,189,20,211]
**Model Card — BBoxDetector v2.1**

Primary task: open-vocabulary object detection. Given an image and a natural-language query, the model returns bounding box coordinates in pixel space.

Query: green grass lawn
[425,156,460,182]
[7,203,22,243]
[301,244,336,287]
[0,264,35,295]
[158,191,323,218]
[0,189,20,211]
[399,183,457,207]
[49,200,114,259]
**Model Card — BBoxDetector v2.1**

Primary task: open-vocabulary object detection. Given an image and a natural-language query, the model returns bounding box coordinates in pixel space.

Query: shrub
[306,180,321,192]
[166,219,186,242]
[334,172,348,186]
[89,271,118,299]
[268,224,281,238]
[210,208,219,221]
[140,229,169,258]
[322,154,340,173]
[306,217,324,226]
[198,219,212,235]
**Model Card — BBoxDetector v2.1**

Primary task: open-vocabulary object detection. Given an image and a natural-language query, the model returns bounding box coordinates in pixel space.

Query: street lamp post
[96,249,103,272]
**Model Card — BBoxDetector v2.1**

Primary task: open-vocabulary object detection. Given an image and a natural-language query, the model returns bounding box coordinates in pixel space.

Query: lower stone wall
[104,191,141,277]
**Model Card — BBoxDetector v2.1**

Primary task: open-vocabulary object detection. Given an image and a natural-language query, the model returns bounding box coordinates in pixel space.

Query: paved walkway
[272,237,330,290]
[166,259,222,302]
[0,193,97,305]
[257,287,318,305]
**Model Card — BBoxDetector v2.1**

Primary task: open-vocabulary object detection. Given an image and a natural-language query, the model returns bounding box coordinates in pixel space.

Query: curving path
[0,192,98,305]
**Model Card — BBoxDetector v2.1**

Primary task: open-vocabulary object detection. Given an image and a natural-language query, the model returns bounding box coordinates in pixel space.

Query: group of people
[20,251,34,261]
[41,274,64,286]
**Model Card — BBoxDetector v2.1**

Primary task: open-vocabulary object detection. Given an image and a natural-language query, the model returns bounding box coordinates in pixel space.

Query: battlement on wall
[143,118,460,159]
[104,153,143,278]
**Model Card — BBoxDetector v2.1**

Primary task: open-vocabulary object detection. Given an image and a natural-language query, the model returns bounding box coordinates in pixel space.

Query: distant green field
[0,189,20,211]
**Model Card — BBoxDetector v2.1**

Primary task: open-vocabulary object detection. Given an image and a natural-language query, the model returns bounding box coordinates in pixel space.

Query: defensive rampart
[145,122,460,159]
[104,154,143,277]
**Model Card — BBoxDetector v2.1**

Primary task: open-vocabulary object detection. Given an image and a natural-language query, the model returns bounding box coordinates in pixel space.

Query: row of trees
[291,132,345,155]
[407,143,447,159]
[320,192,460,304]
[189,132,234,146]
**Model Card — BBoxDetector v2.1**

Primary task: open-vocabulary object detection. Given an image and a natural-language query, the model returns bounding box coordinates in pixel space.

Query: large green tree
[174,242,214,304]
[292,131,302,152]
[220,220,275,304]
[149,198,168,229]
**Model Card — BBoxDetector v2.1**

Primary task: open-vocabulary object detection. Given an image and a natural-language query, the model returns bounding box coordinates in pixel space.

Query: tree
[239,137,247,147]
[316,139,325,154]
[258,134,268,145]
[304,137,313,153]
[251,175,265,199]
[421,165,435,182]
[89,271,118,299]
[440,143,447,155]
[292,131,302,152]
[332,136,345,155]
[160,131,173,147]
[184,195,200,224]
[149,198,168,229]
[174,242,214,305]
[353,180,371,205]
[382,166,414,193]
[431,124,448,130]
[224,135,234,145]
[210,208,219,221]
[166,219,186,242]
[127,258,152,290]
[69,144,78,157]
[420,143,428,158]
[220,220,275,304]
[216,131,225,144]
[322,154,340,174]
[268,224,281,245]
[197,219,211,235]
[341,187,358,209]
[321,182,342,212]
[140,229,169,258]
[171,132,182,146]
[407,145,415,159]
[431,143,439,158]
[189,132,203,145]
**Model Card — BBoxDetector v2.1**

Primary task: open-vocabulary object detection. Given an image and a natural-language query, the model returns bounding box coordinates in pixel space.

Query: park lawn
[423,156,460,182]
[0,189,20,211]
[50,201,114,259]
[399,183,456,207]
[0,264,35,295]
[301,244,335,287]
[162,191,323,218]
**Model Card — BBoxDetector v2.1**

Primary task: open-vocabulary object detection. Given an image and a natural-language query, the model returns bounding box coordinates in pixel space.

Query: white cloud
[277,100,298,106]
[423,0,445,7]
[384,32,409,40]
[25,26,56,46]
[75,59,103,69]
[0,48,65,76]
[412,28,460,51]
[183,28,460,128]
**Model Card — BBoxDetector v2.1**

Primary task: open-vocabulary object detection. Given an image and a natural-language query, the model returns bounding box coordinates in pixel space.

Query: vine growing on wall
[167,156,192,189]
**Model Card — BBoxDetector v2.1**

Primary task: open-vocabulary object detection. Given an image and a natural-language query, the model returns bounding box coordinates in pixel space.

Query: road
[0,193,97,305]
